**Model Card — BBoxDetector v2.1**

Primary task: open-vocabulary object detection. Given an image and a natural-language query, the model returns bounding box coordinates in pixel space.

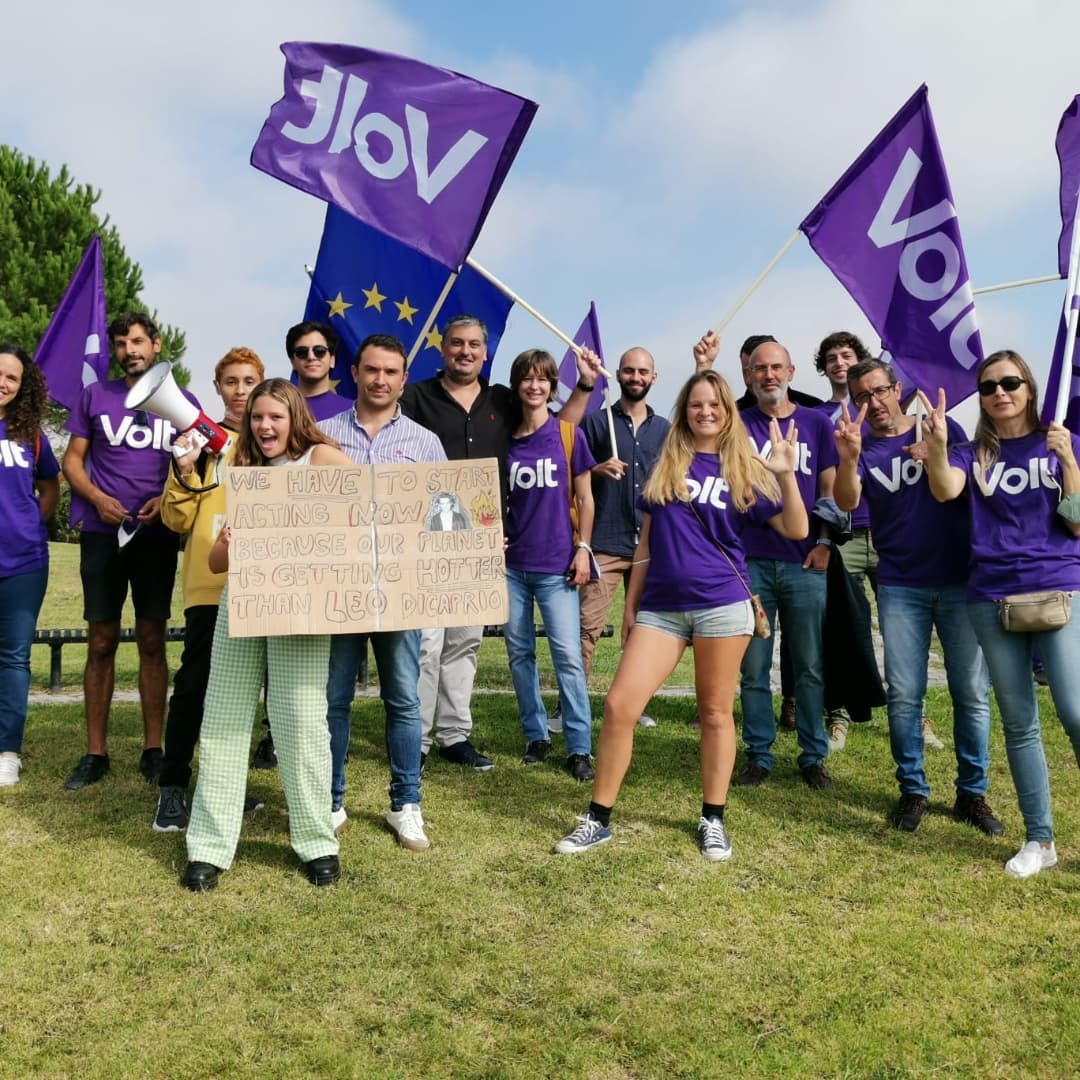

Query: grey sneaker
[547,705,563,735]
[637,714,657,728]
[153,785,188,832]
[698,816,732,862]
[554,815,612,854]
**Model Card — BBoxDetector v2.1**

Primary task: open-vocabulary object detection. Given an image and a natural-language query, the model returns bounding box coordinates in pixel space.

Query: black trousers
[159,604,217,789]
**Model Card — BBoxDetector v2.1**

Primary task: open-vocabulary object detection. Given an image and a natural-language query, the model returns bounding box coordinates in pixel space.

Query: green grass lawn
[8,544,1080,1076]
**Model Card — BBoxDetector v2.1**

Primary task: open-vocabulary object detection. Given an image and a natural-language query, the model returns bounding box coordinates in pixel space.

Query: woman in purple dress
[555,370,807,861]
[0,345,60,786]
[921,350,1080,879]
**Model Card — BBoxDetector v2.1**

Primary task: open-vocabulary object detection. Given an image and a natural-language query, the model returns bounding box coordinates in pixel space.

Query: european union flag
[304,205,514,397]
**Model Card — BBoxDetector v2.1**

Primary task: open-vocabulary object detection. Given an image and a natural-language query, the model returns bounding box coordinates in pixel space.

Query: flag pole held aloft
[714,230,801,333]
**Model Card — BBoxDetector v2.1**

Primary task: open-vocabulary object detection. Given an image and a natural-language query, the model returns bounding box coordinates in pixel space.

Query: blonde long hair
[233,379,340,466]
[643,371,779,510]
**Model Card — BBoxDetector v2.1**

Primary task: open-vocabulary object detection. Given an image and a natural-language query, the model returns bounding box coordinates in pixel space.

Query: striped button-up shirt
[318,406,447,466]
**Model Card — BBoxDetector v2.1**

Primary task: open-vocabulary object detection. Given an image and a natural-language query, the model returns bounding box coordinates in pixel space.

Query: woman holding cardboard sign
[182,379,352,892]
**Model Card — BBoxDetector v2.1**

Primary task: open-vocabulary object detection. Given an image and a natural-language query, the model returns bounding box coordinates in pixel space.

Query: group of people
[1,310,1078,886]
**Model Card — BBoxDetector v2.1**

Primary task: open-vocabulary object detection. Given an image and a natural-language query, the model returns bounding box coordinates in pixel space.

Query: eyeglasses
[978,376,1026,396]
[292,345,330,360]
[851,383,896,408]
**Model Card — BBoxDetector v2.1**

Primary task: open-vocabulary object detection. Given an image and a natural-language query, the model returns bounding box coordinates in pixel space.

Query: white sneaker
[0,752,21,786]
[827,722,847,752]
[922,718,945,751]
[386,803,430,851]
[1004,840,1058,879]
[331,807,349,836]
[637,714,657,728]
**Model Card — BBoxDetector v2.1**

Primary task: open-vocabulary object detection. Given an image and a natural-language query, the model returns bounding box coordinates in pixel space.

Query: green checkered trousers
[186,591,339,870]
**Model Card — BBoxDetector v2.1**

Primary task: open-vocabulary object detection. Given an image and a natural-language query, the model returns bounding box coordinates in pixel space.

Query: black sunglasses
[978,376,1026,396]
[292,345,330,360]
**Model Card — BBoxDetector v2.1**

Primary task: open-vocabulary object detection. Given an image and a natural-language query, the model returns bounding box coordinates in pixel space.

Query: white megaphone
[125,363,232,457]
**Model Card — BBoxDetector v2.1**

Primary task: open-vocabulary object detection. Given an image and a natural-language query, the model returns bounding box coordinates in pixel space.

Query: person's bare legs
[135,616,168,749]
[591,626,684,808]
[692,636,751,805]
[84,620,121,755]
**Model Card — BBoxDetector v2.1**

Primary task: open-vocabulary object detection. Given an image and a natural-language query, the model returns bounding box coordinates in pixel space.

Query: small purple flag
[1056,94,1080,278]
[1040,308,1080,432]
[800,85,983,405]
[35,235,109,411]
[252,42,538,270]
[556,302,606,413]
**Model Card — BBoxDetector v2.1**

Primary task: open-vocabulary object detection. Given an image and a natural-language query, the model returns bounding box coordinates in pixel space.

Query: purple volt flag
[252,41,538,270]
[34,235,109,411]
[1040,310,1080,432]
[556,302,606,413]
[800,85,982,405]
[1056,94,1080,278]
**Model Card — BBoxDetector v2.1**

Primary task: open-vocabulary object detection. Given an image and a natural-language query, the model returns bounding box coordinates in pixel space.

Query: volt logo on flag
[800,84,982,404]
[252,42,538,269]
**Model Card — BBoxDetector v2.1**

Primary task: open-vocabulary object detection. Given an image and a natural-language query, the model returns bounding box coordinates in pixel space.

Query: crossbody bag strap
[686,500,755,604]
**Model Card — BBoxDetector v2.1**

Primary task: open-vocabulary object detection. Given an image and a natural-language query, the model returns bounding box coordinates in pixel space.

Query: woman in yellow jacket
[152,347,264,832]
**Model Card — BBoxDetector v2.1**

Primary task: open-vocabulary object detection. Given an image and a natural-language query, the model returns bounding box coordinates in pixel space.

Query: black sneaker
[252,732,277,770]
[438,739,495,771]
[731,762,770,787]
[64,754,110,791]
[566,754,595,782]
[243,795,265,815]
[420,751,427,775]
[153,784,188,832]
[139,748,163,784]
[522,739,552,764]
[892,793,929,832]
[953,793,1004,837]
[801,763,835,790]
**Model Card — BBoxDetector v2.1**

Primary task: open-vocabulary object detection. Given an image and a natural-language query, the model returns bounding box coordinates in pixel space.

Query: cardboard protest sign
[224,459,506,637]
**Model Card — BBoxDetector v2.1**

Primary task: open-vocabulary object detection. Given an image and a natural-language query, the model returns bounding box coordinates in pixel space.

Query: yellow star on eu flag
[325,291,353,318]
[361,282,386,312]
[424,327,443,351]
[394,296,419,324]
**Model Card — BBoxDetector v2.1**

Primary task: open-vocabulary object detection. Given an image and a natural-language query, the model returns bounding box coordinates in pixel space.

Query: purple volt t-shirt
[65,377,194,535]
[950,429,1080,602]
[506,415,596,574]
[857,417,970,587]
[0,421,60,577]
[639,453,781,612]
[740,404,837,562]
[304,389,352,422]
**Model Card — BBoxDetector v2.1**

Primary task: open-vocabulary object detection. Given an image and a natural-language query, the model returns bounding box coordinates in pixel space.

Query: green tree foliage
[0,145,188,383]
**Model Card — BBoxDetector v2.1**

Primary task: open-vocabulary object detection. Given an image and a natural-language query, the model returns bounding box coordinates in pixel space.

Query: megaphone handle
[172,429,209,458]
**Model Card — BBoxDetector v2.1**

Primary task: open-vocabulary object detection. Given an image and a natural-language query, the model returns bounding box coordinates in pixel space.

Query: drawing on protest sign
[224,459,506,637]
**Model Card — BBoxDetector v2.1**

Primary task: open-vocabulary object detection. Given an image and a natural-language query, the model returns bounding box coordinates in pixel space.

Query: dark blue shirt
[580,402,670,557]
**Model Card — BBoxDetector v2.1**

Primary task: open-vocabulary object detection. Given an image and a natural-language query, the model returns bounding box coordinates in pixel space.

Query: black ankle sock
[588,801,612,828]
[702,802,725,821]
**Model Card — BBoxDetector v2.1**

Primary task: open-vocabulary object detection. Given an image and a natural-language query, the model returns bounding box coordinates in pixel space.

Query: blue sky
[4,0,1078,423]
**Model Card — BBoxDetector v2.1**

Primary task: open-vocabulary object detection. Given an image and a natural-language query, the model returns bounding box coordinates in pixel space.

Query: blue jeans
[0,567,49,753]
[878,584,990,798]
[327,630,422,811]
[504,569,592,757]
[740,559,828,771]
[967,601,1080,842]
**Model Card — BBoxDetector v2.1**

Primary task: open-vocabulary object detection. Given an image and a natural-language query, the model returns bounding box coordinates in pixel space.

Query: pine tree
[0,145,188,381]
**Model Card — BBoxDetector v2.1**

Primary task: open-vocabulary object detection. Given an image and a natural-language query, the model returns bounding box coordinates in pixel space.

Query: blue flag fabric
[303,205,514,396]
[35,235,109,410]
[555,302,607,413]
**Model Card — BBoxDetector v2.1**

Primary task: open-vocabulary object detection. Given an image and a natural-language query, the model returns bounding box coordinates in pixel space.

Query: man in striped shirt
[319,334,446,853]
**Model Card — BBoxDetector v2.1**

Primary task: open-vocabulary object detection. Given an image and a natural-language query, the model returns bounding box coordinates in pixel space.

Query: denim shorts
[635,600,754,642]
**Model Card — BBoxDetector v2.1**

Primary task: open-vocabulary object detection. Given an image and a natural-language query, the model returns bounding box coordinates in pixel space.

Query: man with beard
[400,315,602,771]
[731,341,839,789]
[573,347,669,727]
[62,314,190,790]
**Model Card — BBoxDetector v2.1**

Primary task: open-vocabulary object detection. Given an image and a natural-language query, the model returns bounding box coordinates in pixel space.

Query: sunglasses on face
[292,345,330,360]
[851,383,896,408]
[978,376,1026,396]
